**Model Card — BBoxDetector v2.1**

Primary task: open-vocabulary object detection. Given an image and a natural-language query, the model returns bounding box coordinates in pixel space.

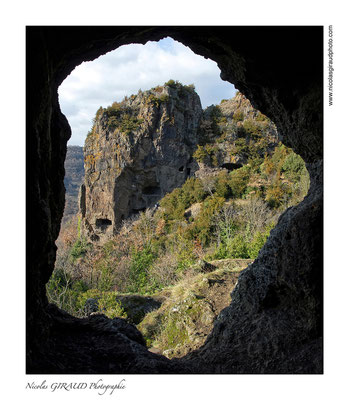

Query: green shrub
[75,288,100,313]
[265,182,287,208]
[228,167,250,198]
[76,289,127,319]
[210,242,230,260]
[282,152,305,181]
[165,79,177,88]
[160,177,206,221]
[70,238,89,260]
[176,242,197,273]
[193,144,218,165]
[47,268,71,291]
[215,171,232,198]
[98,265,115,292]
[127,247,157,294]
[160,188,185,221]
[107,115,120,130]
[193,145,208,163]
[46,269,89,316]
[187,195,225,246]
[270,143,289,170]
[119,114,143,135]
[97,291,127,319]
[248,155,264,171]
[232,137,250,157]
[207,105,223,124]
[105,103,122,118]
[247,224,274,258]
[210,221,273,260]
[226,234,249,258]
[181,177,206,204]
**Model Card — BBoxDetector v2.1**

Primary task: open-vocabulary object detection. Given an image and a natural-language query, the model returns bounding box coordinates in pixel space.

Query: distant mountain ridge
[63,145,84,223]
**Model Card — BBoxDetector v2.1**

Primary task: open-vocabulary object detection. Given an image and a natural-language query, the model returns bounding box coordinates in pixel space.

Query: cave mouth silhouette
[27,26,323,374]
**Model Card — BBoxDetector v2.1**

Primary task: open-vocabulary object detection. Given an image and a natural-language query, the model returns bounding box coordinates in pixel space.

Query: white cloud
[58,37,236,146]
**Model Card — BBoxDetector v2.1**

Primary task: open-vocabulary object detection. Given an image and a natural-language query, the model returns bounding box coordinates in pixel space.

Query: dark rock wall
[27,26,323,373]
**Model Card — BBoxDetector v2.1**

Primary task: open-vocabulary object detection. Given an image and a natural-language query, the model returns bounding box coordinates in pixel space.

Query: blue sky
[58,37,236,146]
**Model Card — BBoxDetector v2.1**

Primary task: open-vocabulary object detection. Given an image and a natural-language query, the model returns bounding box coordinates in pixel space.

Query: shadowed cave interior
[27,26,323,374]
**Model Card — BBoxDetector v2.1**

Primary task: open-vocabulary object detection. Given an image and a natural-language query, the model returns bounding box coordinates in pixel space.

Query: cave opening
[142,185,161,195]
[29,26,322,374]
[95,218,112,229]
[220,162,243,171]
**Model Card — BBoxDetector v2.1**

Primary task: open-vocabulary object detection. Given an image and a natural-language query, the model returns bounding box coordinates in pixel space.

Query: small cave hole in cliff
[221,162,243,171]
[142,185,161,195]
[48,34,311,361]
[95,218,112,229]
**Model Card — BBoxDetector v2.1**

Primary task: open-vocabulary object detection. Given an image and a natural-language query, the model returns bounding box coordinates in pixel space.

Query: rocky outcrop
[188,92,279,189]
[80,83,202,243]
[27,26,323,374]
[216,92,279,163]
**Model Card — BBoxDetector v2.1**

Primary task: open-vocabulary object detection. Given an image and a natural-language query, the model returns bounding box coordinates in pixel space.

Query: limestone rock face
[80,83,202,243]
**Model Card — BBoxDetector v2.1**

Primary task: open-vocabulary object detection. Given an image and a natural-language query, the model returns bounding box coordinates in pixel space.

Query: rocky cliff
[80,81,202,242]
[80,87,279,243]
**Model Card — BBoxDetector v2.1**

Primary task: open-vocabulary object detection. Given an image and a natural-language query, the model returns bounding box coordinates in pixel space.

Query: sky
[58,37,236,146]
